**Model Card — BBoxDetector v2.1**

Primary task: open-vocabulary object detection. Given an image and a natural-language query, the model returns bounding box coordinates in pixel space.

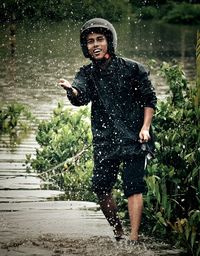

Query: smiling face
[86,32,108,60]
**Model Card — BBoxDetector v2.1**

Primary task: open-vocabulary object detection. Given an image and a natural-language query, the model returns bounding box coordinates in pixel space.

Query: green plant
[160,62,188,106]
[0,102,36,140]
[115,62,199,255]
[136,6,158,20]
[0,0,127,22]
[0,102,36,147]
[129,0,167,8]
[163,3,200,24]
[26,103,95,201]
[143,63,200,255]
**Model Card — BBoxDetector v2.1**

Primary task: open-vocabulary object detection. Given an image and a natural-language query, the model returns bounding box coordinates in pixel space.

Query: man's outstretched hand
[58,78,72,90]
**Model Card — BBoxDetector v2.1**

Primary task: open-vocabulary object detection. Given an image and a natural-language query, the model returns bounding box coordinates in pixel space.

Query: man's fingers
[58,79,67,87]
[139,130,150,143]
[58,78,66,84]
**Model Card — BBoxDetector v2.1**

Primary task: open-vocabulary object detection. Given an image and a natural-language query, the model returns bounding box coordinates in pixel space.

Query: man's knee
[124,179,146,198]
[92,181,112,197]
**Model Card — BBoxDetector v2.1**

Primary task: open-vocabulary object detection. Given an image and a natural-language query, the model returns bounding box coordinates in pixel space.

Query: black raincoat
[67,56,157,160]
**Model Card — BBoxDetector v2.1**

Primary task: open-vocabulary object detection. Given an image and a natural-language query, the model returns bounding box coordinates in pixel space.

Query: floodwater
[0,18,196,255]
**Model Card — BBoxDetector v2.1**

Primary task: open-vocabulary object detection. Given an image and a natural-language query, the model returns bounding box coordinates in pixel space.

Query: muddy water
[0,201,183,256]
[0,236,184,256]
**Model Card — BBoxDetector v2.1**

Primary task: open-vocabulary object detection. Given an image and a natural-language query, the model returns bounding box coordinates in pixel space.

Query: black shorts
[92,154,146,198]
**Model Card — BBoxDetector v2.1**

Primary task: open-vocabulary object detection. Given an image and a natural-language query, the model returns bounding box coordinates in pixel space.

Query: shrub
[26,103,95,201]
[0,102,36,146]
[0,0,127,22]
[163,3,200,24]
[116,62,199,255]
[136,6,158,20]
[0,102,35,135]
[144,63,200,255]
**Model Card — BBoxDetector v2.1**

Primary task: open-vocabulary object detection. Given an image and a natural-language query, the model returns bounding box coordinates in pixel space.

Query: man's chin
[93,56,104,60]
[92,54,107,61]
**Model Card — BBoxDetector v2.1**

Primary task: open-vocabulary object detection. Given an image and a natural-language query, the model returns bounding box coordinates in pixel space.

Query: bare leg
[128,193,143,241]
[97,192,124,238]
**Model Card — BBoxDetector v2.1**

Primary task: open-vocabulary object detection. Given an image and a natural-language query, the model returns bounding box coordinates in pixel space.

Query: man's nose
[93,39,99,46]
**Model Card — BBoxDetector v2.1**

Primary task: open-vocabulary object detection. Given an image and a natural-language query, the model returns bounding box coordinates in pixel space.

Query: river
[0,19,197,255]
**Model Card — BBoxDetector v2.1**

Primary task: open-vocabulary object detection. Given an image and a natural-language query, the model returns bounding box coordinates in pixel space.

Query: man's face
[86,32,108,60]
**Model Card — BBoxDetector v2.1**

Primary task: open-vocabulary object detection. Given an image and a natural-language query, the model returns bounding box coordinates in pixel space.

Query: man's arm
[136,63,157,142]
[139,107,154,142]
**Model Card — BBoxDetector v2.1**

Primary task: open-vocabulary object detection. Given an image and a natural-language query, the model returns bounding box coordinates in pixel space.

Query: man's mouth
[93,48,102,55]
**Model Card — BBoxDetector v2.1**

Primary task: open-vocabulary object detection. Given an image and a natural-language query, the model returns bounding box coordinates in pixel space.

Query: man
[59,18,157,242]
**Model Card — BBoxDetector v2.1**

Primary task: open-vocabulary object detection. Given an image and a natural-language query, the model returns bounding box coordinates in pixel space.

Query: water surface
[0,19,197,109]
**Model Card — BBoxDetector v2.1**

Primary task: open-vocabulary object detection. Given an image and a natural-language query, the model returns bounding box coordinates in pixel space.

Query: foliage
[163,3,200,24]
[0,102,36,147]
[160,62,188,106]
[129,0,167,8]
[26,103,95,201]
[0,0,127,22]
[130,0,199,7]
[136,6,159,20]
[133,1,200,24]
[69,0,127,22]
[143,63,200,255]
[115,62,199,255]
[0,102,35,134]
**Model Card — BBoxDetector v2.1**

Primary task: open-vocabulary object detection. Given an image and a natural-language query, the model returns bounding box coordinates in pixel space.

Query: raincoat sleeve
[67,67,91,106]
[137,63,157,110]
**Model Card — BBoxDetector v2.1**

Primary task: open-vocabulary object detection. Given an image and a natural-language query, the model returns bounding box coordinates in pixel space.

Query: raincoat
[67,56,157,160]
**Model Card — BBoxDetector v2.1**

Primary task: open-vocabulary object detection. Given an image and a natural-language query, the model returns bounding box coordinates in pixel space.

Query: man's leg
[97,192,124,238]
[128,193,143,241]
[123,155,146,241]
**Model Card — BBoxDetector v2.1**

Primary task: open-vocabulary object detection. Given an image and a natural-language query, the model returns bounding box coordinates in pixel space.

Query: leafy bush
[136,6,158,20]
[131,1,200,24]
[26,103,95,201]
[0,102,36,147]
[129,0,167,8]
[143,63,200,255]
[0,102,35,135]
[163,3,200,24]
[115,62,199,255]
[0,0,127,22]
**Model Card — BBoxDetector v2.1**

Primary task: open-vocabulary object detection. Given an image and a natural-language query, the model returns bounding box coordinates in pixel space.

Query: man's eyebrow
[88,35,105,39]
[97,35,105,39]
